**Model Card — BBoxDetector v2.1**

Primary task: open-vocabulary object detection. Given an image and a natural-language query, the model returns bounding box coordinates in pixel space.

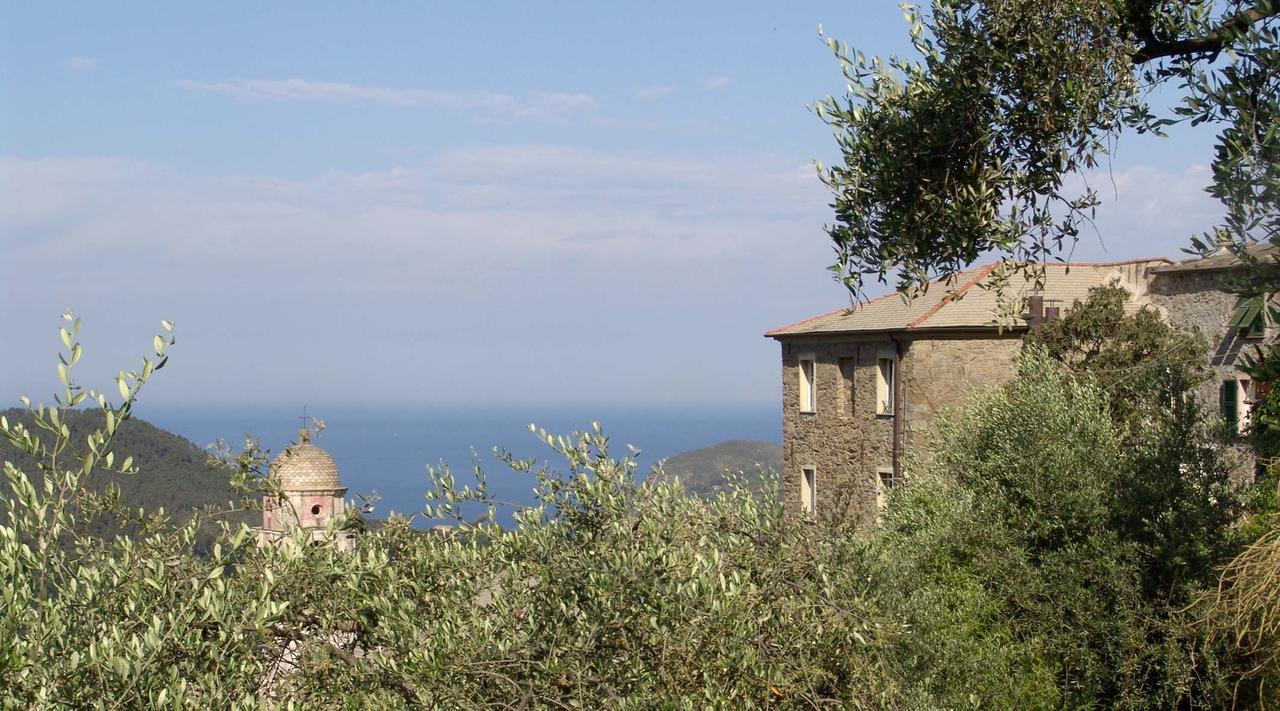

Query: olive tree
[815,0,1279,299]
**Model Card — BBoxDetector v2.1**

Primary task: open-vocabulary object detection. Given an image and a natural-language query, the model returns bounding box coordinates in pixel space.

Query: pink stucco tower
[257,428,355,551]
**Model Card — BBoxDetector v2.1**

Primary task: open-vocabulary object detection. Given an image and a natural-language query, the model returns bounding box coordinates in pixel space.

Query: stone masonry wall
[780,337,897,526]
[900,336,1022,463]
[779,333,1021,524]
[1148,269,1262,478]
[1148,270,1259,410]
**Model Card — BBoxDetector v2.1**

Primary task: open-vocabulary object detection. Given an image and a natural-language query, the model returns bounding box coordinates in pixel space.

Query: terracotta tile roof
[765,258,1171,338]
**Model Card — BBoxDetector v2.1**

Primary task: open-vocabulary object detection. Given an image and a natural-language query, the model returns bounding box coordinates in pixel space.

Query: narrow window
[876,356,895,415]
[876,467,898,511]
[838,357,856,416]
[798,356,816,413]
[1221,379,1239,429]
[800,467,816,514]
[1239,379,1254,434]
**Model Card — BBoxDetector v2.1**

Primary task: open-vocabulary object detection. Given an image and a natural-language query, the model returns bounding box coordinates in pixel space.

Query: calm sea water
[142,403,780,526]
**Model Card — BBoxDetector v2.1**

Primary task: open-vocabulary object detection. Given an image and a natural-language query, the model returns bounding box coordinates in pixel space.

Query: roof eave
[766,324,1029,340]
[1150,263,1247,275]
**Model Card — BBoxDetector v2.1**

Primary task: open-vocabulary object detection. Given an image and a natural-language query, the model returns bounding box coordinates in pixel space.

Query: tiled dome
[271,436,343,491]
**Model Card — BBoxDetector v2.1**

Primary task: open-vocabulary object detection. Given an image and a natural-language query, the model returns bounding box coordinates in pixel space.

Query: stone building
[1146,245,1274,433]
[765,250,1271,523]
[257,427,355,551]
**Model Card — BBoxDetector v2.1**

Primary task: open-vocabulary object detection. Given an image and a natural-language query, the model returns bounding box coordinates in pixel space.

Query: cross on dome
[298,406,315,443]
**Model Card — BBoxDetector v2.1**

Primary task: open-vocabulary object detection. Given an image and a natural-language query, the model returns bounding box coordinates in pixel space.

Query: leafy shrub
[876,351,1242,708]
[2,313,905,707]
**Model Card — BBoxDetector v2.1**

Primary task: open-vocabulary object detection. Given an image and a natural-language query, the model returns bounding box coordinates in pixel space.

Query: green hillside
[651,439,782,498]
[0,408,255,544]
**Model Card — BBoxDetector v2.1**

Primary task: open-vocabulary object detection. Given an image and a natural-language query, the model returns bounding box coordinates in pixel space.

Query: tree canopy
[1022,283,1208,425]
[817,0,1280,299]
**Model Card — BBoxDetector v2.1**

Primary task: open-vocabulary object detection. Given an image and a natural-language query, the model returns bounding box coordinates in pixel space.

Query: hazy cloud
[65,56,99,72]
[0,151,1222,405]
[702,77,733,90]
[0,147,834,404]
[175,78,596,119]
[0,148,823,270]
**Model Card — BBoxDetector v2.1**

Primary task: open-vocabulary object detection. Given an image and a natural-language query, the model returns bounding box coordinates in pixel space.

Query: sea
[142,403,780,527]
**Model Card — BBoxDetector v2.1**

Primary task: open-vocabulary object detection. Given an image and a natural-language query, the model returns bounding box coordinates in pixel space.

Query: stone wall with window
[1148,269,1261,476]
[778,333,1021,523]
[779,337,897,525]
[1152,271,1259,427]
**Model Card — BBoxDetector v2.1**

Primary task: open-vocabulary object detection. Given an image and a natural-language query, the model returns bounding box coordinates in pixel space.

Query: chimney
[1027,295,1045,329]
[1214,227,1234,254]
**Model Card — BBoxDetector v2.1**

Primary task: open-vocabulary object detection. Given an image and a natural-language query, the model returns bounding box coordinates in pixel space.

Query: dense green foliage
[885,356,1176,706]
[1024,285,1241,603]
[3,312,1271,707]
[1022,284,1208,422]
[816,0,1279,298]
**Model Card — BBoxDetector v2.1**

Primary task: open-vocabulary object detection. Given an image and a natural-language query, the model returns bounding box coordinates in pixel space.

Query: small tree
[816,0,1279,300]
[879,350,1243,706]
[1026,286,1237,601]
[1023,284,1209,428]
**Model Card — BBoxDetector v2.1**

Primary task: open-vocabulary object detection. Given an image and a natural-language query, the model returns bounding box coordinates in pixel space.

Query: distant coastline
[138,402,780,526]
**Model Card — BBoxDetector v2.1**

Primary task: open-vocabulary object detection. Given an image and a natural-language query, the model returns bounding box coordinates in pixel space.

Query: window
[876,466,900,511]
[1222,378,1256,433]
[798,355,816,413]
[876,356,895,415]
[1221,379,1238,427]
[838,357,856,416]
[800,467,816,514]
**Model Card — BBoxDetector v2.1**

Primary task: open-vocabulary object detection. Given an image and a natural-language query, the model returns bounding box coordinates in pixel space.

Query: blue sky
[0,2,1226,407]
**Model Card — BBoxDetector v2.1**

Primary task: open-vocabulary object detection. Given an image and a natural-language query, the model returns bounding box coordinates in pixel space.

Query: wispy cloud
[701,77,733,90]
[65,56,99,72]
[0,148,823,267]
[0,154,1222,405]
[629,85,674,100]
[174,78,596,120]
[0,148,831,403]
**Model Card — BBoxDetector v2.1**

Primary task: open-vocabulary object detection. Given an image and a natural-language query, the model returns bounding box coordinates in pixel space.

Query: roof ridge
[1055,256,1171,267]
[764,257,1172,338]
[905,262,1001,329]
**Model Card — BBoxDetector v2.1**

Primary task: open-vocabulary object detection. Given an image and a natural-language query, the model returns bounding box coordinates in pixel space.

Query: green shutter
[1249,307,1267,338]
[1228,296,1264,329]
[1221,380,1239,425]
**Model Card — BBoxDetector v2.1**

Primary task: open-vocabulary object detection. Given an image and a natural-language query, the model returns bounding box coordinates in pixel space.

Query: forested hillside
[650,439,781,497]
[0,408,255,541]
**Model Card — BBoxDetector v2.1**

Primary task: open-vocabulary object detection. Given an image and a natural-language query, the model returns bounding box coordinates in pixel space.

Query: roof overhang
[766,325,1029,341]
